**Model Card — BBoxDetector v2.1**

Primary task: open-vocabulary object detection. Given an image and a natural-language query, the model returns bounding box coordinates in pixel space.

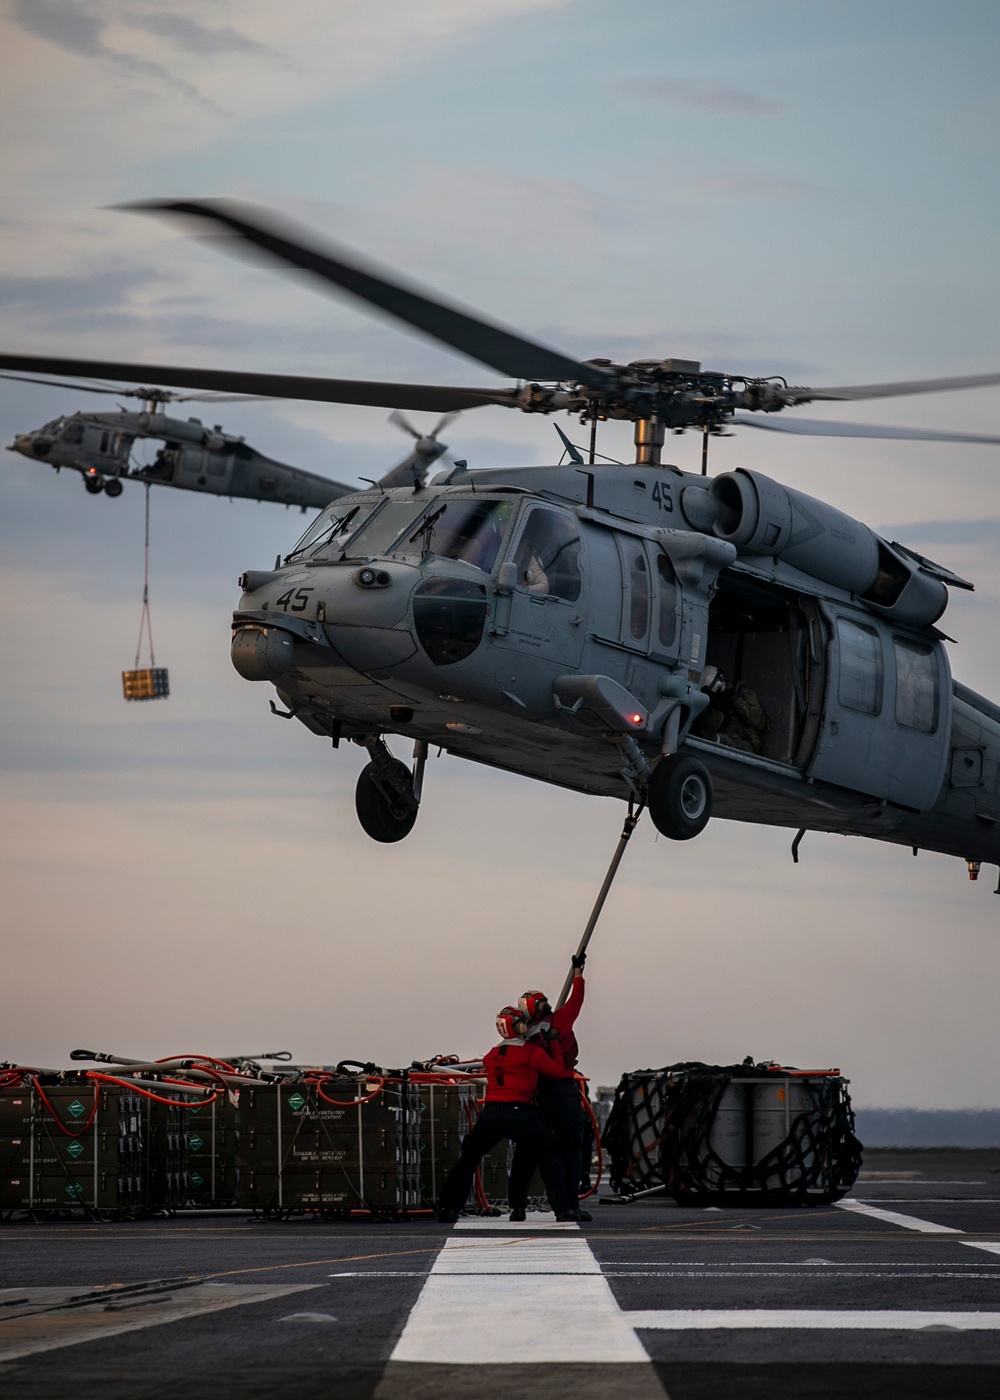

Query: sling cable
[122,484,169,701]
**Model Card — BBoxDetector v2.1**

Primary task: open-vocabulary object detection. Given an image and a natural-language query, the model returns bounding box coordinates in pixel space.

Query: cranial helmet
[702,664,727,695]
[496,1005,529,1040]
[518,990,552,1022]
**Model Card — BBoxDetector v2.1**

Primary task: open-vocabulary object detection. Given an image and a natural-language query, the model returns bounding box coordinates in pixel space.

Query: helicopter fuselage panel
[231,464,1000,867]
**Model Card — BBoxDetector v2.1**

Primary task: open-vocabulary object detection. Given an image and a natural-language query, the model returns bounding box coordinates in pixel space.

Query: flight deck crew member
[507,952,590,1222]
[437,1006,576,1223]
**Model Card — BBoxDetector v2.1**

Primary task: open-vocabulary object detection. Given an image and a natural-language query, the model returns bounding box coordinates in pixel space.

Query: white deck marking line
[835,1199,961,1233]
[453,1211,578,1231]
[962,1241,1000,1257]
[627,1309,1000,1331]
[388,1233,649,1363]
[0,1283,318,1363]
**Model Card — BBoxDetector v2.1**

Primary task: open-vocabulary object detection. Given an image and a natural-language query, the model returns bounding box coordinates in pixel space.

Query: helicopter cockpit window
[836,616,883,715]
[512,509,582,602]
[894,638,938,733]
[287,498,378,560]
[60,420,83,444]
[341,499,427,559]
[408,498,514,572]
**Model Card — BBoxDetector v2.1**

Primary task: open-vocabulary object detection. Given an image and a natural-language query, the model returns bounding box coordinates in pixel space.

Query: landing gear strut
[354,737,422,843]
[84,474,104,495]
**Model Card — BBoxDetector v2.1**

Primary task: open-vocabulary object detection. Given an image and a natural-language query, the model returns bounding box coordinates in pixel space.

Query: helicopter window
[655,553,678,649]
[343,500,426,558]
[628,548,649,640]
[410,498,514,572]
[287,499,378,559]
[512,509,582,602]
[894,638,938,733]
[99,432,110,454]
[836,617,883,715]
[60,421,83,444]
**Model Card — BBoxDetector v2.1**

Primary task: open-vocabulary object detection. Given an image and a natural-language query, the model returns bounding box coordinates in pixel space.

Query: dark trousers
[508,1078,586,1213]
[438,1101,570,1217]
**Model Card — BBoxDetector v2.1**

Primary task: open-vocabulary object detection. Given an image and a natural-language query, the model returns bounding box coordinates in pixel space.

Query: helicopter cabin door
[807,606,950,809]
[492,505,586,695]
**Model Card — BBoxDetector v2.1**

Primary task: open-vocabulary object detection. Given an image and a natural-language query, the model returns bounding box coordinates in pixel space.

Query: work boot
[437,1210,459,1223]
[555,1212,581,1222]
[509,1207,526,1222]
[576,1209,593,1222]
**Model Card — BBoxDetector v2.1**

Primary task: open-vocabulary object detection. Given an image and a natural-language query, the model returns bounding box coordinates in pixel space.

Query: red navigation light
[630,713,643,724]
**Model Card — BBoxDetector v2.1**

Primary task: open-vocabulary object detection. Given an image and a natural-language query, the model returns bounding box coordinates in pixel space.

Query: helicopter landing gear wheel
[103,477,123,497]
[648,754,712,841]
[84,475,104,495]
[355,760,418,843]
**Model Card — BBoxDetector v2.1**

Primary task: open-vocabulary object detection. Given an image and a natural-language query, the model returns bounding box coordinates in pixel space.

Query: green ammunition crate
[243,1168,415,1212]
[185,1099,239,1206]
[240,1082,414,1137]
[1,1170,124,1212]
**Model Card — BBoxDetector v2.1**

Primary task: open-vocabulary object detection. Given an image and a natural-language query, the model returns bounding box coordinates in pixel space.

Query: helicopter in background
[4,376,456,506]
[5,199,1000,884]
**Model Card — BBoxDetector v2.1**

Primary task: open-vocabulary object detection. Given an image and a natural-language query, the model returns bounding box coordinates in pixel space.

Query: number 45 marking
[650,481,673,512]
[273,587,314,612]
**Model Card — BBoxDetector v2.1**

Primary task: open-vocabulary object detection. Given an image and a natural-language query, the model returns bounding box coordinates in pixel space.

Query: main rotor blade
[731,413,1000,445]
[0,371,127,395]
[128,198,614,391]
[0,354,511,413]
[801,372,1000,403]
[0,371,275,404]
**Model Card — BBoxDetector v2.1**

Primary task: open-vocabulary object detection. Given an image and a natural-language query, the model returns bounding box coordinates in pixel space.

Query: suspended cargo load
[122,667,170,701]
[123,485,169,703]
[603,1058,862,1206]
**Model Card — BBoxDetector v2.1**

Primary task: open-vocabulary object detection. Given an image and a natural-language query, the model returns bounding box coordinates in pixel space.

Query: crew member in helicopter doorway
[437,1006,576,1222]
[507,953,589,1222]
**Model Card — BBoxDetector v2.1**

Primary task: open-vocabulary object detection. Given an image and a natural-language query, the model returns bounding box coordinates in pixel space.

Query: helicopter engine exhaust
[231,623,295,682]
[683,468,948,629]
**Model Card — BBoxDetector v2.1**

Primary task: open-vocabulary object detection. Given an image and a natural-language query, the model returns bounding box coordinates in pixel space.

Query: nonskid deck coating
[2,1152,1000,1398]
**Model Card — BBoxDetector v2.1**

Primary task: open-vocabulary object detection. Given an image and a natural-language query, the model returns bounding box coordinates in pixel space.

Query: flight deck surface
[2,1150,999,1399]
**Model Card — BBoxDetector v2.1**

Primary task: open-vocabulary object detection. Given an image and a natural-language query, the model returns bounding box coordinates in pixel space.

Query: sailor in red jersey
[507,951,589,1221]
[437,1005,576,1222]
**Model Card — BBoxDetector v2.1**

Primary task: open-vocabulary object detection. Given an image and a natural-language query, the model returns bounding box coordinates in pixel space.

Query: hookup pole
[555,806,642,1009]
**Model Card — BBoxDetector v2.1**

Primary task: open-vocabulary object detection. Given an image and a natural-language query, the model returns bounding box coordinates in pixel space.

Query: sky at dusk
[2,0,1000,1105]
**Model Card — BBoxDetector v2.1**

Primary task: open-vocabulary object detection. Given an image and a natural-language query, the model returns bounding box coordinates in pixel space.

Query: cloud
[9,0,104,55]
[8,0,224,112]
[0,266,162,311]
[123,11,268,56]
[629,76,785,116]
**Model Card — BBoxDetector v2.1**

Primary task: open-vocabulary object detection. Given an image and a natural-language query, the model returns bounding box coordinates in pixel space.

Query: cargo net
[602,1058,863,1204]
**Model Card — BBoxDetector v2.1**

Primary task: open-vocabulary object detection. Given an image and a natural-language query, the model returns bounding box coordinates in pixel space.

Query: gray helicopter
[5,199,1000,882]
[4,379,453,506]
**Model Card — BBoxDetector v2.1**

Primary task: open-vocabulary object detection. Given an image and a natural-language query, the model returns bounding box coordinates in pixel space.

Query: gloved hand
[571,951,587,971]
